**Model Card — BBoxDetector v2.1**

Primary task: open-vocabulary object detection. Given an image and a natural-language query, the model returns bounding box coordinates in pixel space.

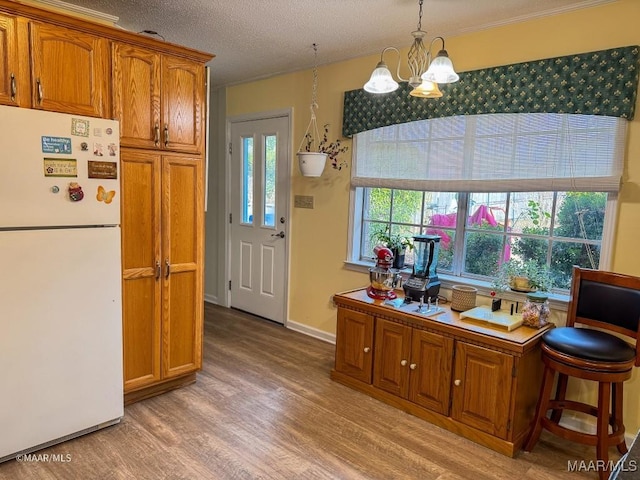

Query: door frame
[225,109,292,325]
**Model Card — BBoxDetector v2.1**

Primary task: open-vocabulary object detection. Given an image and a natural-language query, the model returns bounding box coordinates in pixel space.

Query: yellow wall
[226,0,640,432]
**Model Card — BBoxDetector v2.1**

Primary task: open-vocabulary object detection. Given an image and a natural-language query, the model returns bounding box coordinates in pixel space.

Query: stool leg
[612,382,628,455]
[550,373,568,423]
[596,382,611,480]
[524,365,555,452]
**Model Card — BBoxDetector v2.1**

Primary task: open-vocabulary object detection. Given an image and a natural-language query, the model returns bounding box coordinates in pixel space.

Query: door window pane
[263,135,276,227]
[242,137,254,224]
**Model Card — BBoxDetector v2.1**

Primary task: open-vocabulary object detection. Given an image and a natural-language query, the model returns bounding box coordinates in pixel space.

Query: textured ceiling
[57,0,614,88]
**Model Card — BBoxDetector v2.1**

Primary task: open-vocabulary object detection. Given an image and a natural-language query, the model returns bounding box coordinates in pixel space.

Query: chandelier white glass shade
[422,37,459,84]
[363,0,458,97]
[363,50,400,93]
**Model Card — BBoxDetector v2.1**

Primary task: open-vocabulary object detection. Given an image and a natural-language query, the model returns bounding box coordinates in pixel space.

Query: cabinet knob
[400,359,408,366]
[409,363,417,370]
[454,379,462,386]
[363,347,370,353]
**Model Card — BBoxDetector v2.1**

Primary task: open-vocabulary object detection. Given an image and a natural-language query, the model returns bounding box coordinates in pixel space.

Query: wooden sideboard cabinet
[331,289,550,457]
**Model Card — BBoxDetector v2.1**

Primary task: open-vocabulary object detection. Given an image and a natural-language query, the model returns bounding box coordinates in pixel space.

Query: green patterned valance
[343,45,640,137]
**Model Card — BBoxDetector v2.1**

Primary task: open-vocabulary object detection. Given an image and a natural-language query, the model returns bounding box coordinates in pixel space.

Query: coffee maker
[403,235,441,302]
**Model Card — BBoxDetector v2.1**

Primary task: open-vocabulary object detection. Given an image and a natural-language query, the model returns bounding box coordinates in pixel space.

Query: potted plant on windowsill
[492,259,552,294]
[370,226,414,269]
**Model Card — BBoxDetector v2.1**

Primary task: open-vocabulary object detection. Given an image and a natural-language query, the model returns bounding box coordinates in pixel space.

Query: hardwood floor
[0,303,616,479]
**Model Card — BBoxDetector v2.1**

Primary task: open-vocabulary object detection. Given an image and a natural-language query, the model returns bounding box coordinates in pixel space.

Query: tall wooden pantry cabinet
[112,41,210,404]
[0,0,214,405]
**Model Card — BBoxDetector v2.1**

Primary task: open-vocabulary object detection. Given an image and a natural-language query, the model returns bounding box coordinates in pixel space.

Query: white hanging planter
[297,151,328,177]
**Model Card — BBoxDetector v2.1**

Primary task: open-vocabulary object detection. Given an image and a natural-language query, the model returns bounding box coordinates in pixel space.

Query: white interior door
[229,115,290,323]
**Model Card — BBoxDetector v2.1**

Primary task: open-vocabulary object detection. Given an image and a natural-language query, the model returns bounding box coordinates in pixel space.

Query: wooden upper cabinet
[113,43,205,154]
[161,56,204,154]
[0,13,18,106]
[30,22,109,117]
[112,43,161,149]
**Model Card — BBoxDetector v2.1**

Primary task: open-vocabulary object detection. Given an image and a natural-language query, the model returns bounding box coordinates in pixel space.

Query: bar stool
[524,267,640,480]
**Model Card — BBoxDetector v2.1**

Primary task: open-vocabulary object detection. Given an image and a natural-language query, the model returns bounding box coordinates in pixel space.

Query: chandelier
[363,0,459,98]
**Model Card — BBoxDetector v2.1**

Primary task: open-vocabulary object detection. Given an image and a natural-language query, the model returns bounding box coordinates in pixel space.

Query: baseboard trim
[204,294,218,304]
[559,413,637,445]
[286,320,335,344]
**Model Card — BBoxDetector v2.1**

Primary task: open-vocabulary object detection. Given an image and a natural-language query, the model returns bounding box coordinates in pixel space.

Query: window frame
[346,187,618,310]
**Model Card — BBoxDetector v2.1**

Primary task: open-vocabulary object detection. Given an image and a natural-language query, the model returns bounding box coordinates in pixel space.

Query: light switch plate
[295,195,314,209]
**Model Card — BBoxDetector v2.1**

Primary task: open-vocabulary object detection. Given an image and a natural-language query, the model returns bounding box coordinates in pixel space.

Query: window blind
[351,113,626,193]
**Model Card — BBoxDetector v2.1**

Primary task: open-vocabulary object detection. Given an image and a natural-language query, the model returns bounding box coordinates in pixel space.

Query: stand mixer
[367,245,400,300]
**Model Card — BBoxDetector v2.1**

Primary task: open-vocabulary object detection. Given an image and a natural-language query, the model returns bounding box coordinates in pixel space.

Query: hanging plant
[302,123,349,171]
[297,44,348,176]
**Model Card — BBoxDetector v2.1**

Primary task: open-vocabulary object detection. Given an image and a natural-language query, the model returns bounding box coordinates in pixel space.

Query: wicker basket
[451,285,477,312]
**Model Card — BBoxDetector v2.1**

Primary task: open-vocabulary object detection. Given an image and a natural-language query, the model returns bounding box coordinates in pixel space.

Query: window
[349,113,626,294]
[356,188,613,292]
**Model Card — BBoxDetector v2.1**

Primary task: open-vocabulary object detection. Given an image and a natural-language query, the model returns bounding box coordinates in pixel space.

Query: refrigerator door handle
[165,258,170,279]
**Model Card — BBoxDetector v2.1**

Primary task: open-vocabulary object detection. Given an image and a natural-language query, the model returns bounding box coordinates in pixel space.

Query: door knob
[271,231,285,238]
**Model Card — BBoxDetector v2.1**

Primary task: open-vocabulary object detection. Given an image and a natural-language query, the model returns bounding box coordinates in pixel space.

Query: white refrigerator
[0,105,124,462]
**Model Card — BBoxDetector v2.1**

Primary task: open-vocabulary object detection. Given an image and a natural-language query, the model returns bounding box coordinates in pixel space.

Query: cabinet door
[408,329,454,415]
[120,150,162,392]
[162,155,204,378]
[161,55,204,154]
[0,13,27,107]
[451,343,513,438]
[30,22,109,117]
[112,43,161,149]
[335,308,374,383]
[373,318,412,398]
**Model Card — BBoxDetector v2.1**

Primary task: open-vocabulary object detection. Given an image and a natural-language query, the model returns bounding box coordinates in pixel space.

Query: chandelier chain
[417,0,423,31]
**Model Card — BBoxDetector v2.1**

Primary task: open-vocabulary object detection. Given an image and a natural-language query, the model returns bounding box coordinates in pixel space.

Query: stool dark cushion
[543,327,636,363]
